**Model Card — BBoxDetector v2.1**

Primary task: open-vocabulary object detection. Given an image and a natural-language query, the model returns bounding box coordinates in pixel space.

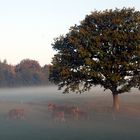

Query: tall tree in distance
[15,59,43,85]
[42,64,51,84]
[0,59,51,87]
[50,8,140,111]
[0,60,16,87]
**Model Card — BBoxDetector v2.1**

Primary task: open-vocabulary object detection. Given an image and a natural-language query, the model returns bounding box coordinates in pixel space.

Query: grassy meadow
[0,86,139,140]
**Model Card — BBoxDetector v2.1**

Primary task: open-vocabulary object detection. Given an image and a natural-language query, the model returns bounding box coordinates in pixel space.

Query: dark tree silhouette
[0,59,50,87]
[15,59,43,85]
[50,8,140,111]
[0,61,16,87]
[42,64,51,84]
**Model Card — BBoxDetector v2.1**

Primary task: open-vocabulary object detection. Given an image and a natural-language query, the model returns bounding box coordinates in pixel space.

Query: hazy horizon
[0,86,139,139]
[0,85,139,102]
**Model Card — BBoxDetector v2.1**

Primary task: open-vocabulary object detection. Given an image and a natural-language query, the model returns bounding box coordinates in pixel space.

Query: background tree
[0,60,16,87]
[15,59,43,85]
[0,59,50,87]
[50,8,140,111]
[42,64,51,84]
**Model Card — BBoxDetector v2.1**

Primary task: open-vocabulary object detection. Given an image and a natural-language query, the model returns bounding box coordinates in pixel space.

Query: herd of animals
[47,103,89,122]
[6,103,89,122]
[6,108,25,120]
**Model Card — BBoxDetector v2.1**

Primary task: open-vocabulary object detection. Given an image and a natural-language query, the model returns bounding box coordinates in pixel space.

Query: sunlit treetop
[50,8,140,94]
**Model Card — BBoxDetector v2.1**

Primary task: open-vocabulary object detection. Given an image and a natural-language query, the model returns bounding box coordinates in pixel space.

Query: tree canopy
[50,8,140,95]
[0,59,51,87]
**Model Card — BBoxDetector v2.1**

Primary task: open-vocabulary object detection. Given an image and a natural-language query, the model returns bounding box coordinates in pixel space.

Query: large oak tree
[50,8,140,111]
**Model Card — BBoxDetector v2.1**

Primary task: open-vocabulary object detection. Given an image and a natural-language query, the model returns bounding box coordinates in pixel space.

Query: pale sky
[0,0,140,66]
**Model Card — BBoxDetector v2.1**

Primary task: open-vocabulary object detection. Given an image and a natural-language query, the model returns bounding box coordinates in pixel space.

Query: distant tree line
[0,59,51,87]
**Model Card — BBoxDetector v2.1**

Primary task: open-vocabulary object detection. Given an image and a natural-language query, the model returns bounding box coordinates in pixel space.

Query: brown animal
[48,103,65,122]
[7,109,25,120]
[47,103,79,121]
[73,110,89,120]
[51,111,65,122]
[48,103,79,112]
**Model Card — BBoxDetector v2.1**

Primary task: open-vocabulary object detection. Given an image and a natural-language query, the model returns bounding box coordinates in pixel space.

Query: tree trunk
[112,94,119,111]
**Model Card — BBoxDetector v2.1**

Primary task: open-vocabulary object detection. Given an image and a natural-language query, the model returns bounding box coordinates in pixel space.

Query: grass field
[0,86,139,140]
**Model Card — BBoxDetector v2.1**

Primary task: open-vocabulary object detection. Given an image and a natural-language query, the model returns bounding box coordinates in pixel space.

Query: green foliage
[50,8,140,94]
[0,62,16,86]
[15,59,42,85]
[0,59,51,87]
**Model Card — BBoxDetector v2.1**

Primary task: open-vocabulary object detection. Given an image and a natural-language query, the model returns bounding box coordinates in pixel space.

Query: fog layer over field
[0,86,139,140]
[1,86,139,99]
[0,86,112,102]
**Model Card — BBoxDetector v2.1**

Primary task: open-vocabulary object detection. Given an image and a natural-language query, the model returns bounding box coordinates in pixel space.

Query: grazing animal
[7,108,25,120]
[48,103,65,122]
[73,109,89,120]
[47,103,80,121]
[51,111,65,122]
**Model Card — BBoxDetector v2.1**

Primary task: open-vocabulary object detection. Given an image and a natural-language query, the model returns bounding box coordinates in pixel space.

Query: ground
[0,86,139,140]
